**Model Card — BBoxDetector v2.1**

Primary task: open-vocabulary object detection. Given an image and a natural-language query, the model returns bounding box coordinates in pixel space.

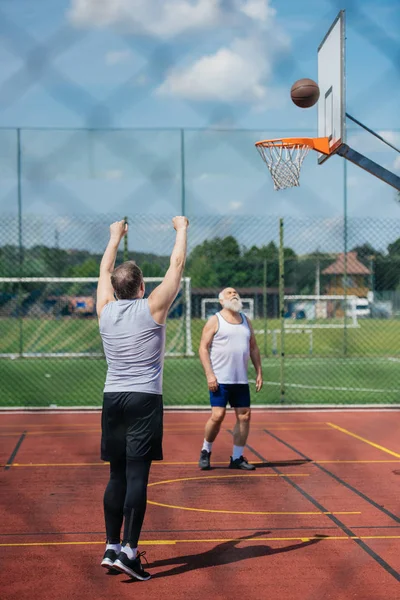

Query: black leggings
[103,458,152,547]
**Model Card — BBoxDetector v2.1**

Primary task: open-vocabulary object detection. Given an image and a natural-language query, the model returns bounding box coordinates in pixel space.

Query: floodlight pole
[336,144,400,191]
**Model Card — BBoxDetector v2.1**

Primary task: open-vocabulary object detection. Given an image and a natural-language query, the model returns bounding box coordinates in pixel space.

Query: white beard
[223,298,243,313]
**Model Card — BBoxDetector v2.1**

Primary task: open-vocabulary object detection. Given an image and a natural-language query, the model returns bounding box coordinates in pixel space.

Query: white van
[347,297,370,318]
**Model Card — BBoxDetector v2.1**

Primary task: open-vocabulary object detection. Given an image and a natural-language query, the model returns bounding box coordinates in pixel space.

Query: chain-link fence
[0,0,399,407]
[1,212,399,407]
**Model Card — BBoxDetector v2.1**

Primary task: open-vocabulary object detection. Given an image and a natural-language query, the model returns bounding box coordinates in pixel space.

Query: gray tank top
[99,299,166,394]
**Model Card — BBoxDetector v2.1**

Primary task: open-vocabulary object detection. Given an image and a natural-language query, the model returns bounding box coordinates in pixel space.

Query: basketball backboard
[255,8,400,192]
[317,10,346,163]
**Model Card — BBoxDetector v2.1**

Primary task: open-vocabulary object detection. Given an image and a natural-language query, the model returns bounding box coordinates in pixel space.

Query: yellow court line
[0,427,330,437]
[147,474,308,487]
[146,500,360,516]
[0,464,306,469]
[0,541,176,547]
[2,460,400,468]
[0,462,108,467]
[4,535,398,548]
[0,429,101,436]
[316,460,400,464]
[0,421,328,429]
[327,423,400,458]
[146,473,359,515]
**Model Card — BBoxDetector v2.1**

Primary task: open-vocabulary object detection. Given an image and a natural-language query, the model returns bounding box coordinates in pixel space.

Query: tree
[65,258,99,277]
[141,262,163,278]
[187,236,242,287]
[187,255,218,287]
[388,237,400,257]
[187,237,298,289]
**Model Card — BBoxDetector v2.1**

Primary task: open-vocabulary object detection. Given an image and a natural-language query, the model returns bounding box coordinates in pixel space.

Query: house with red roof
[322,252,371,297]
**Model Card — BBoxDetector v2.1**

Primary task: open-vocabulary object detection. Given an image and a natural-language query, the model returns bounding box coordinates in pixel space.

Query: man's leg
[232,407,251,448]
[101,458,126,568]
[205,406,227,443]
[229,389,255,470]
[101,392,127,569]
[112,460,152,580]
[199,406,226,469]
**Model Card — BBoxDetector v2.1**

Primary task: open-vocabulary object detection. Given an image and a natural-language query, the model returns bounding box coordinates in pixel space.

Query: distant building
[322,252,371,297]
[68,296,95,315]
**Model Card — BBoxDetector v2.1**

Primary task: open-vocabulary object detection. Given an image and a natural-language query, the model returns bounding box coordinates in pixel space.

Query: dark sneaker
[198,449,211,470]
[113,551,151,581]
[101,548,119,570]
[229,456,256,470]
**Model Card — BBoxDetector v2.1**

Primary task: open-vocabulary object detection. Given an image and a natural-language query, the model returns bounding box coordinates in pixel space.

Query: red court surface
[1,409,400,599]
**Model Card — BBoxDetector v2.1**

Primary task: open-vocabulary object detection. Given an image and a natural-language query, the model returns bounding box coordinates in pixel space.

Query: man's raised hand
[109,220,128,243]
[172,216,189,231]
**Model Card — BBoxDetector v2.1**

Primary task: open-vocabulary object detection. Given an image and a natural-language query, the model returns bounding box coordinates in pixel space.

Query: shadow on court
[122,531,327,582]
[209,459,312,470]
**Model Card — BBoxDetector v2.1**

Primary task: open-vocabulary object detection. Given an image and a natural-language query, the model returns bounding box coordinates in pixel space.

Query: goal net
[284,295,359,328]
[0,277,194,358]
[201,297,254,320]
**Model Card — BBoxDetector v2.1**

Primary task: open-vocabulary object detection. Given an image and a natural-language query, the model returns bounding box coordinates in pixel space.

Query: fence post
[343,160,348,356]
[17,128,23,358]
[263,258,268,357]
[180,129,186,216]
[279,218,285,403]
[124,216,128,262]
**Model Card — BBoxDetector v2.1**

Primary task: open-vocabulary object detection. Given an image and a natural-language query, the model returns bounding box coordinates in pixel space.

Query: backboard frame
[317,10,346,164]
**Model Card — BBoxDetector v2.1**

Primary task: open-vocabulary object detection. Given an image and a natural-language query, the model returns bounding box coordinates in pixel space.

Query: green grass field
[0,317,399,407]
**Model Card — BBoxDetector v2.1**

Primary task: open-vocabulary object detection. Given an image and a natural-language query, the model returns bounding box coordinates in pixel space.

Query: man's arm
[96,220,127,318]
[246,317,263,392]
[148,216,189,324]
[198,316,219,392]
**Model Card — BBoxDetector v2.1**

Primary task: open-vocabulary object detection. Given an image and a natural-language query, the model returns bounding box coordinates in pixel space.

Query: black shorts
[101,391,163,462]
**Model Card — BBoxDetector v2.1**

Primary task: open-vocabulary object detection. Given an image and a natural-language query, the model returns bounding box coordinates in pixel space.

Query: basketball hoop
[255,137,330,191]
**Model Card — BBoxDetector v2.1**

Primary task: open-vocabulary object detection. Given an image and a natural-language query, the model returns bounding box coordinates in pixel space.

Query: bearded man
[198,288,263,470]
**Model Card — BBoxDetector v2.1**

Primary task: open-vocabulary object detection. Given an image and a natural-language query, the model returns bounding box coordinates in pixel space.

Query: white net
[0,277,194,358]
[256,142,310,190]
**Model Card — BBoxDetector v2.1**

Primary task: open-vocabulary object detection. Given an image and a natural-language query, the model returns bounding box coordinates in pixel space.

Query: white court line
[1,406,400,414]
[260,357,400,364]
[249,381,400,394]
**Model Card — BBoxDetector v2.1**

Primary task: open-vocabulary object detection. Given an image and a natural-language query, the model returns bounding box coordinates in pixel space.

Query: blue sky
[0,0,399,253]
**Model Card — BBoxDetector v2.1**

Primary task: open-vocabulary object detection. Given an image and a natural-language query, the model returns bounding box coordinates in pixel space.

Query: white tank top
[209,312,251,384]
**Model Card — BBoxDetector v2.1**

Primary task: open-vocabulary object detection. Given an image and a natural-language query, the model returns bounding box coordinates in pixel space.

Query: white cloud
[135,74,150,87]
[104,169,123,179]
[347,175,361,188]
[347,130,400,154]
[239,0,276,22]
[157,43,264,102]
[157,31,289,105]
[68,0,222,38]
[230,201,242,210]
[68,0,279,36]
[379,131,400,147]
[393,155,400,172]
[68,0,289,108]
[105,50,132,66]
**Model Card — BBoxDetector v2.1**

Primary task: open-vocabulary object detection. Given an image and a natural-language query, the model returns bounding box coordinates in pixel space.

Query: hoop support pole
[336,144,400,191]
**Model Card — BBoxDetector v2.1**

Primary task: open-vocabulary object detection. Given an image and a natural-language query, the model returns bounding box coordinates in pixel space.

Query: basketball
[290,78,320,108]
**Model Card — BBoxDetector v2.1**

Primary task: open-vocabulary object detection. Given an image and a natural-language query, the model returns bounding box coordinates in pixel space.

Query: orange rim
[255,137,331,155]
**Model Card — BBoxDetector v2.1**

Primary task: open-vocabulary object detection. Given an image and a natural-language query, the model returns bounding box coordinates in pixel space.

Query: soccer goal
[0,276,194,358]
[284,295,359,328]
[201,297,255,320]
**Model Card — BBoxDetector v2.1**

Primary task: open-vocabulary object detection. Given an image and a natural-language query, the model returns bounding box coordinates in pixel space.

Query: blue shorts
[209,384,251,408]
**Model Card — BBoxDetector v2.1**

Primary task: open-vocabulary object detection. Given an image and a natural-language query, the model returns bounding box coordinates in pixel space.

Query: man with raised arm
[198,287,263,471]
[96,216,189,581]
